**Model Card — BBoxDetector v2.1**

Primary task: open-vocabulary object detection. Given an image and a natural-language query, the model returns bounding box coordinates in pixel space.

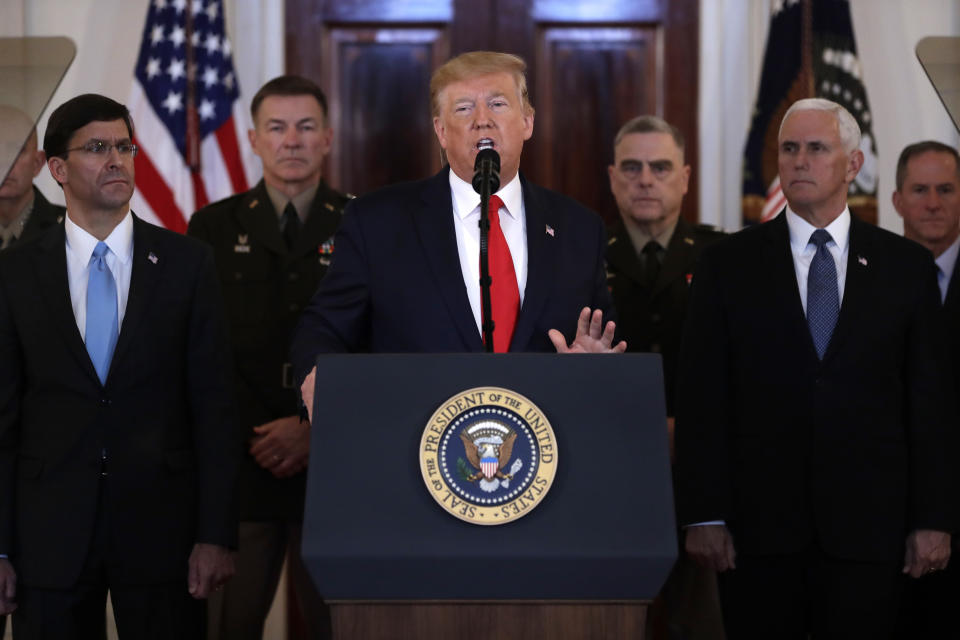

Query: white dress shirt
[785,205,850,315]
[935,236,960,304]
[449,170,528,336]
[64,211,134,340]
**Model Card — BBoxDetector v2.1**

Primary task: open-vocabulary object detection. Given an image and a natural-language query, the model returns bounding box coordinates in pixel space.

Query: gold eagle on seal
[459,420,517,483]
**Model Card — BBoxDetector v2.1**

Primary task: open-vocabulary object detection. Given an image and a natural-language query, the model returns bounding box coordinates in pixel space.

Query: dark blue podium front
[303,353,676,600]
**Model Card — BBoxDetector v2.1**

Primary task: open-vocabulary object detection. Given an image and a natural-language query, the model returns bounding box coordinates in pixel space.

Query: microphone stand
[473,146,500,353]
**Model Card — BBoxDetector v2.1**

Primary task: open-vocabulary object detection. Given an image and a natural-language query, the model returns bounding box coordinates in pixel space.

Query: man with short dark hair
[606,115,725,640]
[0,93,238,638]
[606,114,724,420]
[188,74,349,640]
[892,140,960,638]
[677,98,959,637]
[292,51,624,414]
[894,141,960,302]
[0,106,64,250]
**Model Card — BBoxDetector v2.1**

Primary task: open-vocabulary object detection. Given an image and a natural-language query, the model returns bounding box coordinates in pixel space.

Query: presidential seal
[419,386,558,525]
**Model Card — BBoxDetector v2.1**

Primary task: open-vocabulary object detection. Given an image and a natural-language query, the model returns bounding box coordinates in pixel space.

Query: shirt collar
[623,216,679,255]
[265,182,319,223]
[65,210,134,264]
[449,169,523,221]
[936,235,960,278]
[785,205,851,254]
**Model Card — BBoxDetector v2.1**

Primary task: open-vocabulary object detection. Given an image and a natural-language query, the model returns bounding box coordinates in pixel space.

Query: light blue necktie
[86,241,119,383]
[806,229,839,360]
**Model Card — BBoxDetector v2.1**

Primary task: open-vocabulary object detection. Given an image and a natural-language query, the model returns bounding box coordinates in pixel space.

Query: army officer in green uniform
[188,75,350,640]
[605,115,725,640]
[606,115,724,420]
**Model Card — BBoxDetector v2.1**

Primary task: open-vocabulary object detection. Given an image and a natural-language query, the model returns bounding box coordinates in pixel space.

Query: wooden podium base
[330,601,648,640]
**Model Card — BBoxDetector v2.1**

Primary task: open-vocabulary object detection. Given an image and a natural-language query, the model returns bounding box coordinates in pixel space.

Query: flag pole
[184,7,200,173]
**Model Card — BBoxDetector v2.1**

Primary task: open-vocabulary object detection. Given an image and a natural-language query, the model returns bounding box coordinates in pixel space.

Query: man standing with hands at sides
[189,75,350,640]
[891,140,960,638]
[291,51,625,418]
[0,94,238,638]
[676,98,958,638]
[606,115,724,639]
[0,106,64,250]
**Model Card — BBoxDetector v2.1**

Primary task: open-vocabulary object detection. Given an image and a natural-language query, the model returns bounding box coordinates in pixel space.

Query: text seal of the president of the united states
[419,386,558,525]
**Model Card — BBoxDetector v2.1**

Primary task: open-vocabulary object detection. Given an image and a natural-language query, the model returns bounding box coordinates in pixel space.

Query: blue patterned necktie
[86,241,119,383]
[806,229,839,360]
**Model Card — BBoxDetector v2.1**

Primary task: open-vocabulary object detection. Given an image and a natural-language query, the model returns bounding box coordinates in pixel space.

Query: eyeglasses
[64,140,138,158]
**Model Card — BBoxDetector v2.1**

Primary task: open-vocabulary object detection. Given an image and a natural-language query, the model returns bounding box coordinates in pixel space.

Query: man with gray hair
[675,98,958,637]
[606,113,725,640]
[606,115,723,421]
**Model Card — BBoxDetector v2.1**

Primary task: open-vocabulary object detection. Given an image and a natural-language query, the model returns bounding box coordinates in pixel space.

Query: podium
[304,353,677,639]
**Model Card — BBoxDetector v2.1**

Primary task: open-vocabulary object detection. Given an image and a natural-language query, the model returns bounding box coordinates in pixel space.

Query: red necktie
[483,194,520,352]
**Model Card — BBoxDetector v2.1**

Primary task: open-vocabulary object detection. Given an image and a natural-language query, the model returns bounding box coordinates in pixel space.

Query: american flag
[741,0,878,225]
[128,0,259,232]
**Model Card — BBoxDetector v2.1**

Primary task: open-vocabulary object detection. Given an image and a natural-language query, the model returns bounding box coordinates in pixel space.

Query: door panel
[286,0,699,223]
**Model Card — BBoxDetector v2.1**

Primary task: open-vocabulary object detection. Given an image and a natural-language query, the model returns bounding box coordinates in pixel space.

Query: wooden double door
[285,0,700,225]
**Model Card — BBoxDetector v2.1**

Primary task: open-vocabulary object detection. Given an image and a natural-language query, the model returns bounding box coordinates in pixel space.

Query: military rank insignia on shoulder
[419,386,558,525]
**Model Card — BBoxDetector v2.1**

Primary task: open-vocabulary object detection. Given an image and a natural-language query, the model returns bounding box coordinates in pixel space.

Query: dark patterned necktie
[806,229,839,360]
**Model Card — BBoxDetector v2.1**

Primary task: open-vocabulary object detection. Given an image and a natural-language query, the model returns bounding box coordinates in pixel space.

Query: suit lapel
[235,181,286,256]
[944,249,960,310]
[287,180,341,264]
[651,218,696,296]
[413,169,484,351]
[762,212,817,359]
[605,223,644,283]
[110,215,165,376]
[822,216,873,362]
[510,176,557,351]
[32,225,97,379]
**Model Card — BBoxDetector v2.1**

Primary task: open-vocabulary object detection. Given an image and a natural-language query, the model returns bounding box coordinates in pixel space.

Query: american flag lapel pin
[545,224,555,237]
[148,252,159,264]
[857,255,867,266]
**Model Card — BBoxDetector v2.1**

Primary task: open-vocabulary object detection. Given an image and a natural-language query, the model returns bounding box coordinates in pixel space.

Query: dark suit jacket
[606,218,725,415]
[0,215,238,589]
[675,211,958,564]
[291,167,613,375]
[16,187,65,245]
[188,180,348,521]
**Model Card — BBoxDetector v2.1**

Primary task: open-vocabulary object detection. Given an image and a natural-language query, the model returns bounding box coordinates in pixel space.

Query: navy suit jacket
[0,215,238,588]
[291,168,613,377]
[675,211,960,563]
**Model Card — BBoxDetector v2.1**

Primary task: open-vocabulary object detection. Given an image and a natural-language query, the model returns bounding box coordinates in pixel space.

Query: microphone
[472,144,500,196]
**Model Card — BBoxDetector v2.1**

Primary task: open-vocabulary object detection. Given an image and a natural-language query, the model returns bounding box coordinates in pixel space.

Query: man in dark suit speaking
[292,51,624,415]
[676,98,959,638]
[0,94,238,638]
